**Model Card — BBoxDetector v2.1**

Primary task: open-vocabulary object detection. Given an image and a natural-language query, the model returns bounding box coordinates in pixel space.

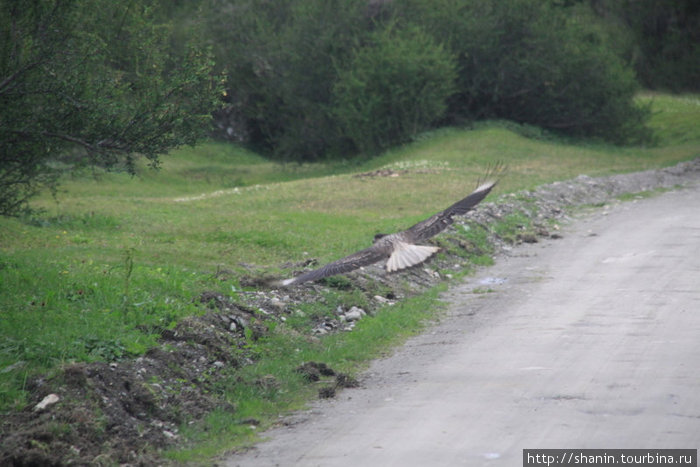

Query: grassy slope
[1,93,699,456]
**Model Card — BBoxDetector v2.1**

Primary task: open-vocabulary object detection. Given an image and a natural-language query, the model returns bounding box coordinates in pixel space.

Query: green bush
[332,26,457,154]
[205,0,655,160]
[396,0,650,143]
[602,0,699,92]
[0,0,221,216]
[205,0,369,161]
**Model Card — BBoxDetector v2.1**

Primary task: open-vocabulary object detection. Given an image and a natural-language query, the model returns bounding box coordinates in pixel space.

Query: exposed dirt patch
[295,361,336,382]
[353,165,447,178]
[0,294,256,466]
[1,159,698,466]
[354,168,403,178]
[294,362,359,400]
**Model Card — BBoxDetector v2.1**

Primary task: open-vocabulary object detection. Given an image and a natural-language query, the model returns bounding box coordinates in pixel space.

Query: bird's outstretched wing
[279,244,389,287]
[405,162,505,242]
[279,163,504,287]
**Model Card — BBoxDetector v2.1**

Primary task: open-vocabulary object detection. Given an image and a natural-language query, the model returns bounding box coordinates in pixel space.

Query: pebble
[344,306,366,321]
[162,430,178,440]
[34,393,60,412]
[269,298,286,312]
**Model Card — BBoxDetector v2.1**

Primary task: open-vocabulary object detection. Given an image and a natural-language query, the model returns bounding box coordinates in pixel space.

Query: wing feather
[405,163,504,242]
[279,163,504,286]
[280,245,389,286]
[405,180,495,241]
[386,242,440,272]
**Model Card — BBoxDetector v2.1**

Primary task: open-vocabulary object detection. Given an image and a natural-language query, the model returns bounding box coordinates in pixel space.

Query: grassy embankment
[1,93,698,459]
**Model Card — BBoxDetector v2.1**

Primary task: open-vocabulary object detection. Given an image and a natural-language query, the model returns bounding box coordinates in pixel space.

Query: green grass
[1,92,699,459]
[168,287,447,462]
[643,92,700,146]
[616,186,678,202]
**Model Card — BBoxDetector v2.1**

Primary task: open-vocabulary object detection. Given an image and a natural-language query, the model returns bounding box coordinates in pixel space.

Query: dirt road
[227,185,700,467]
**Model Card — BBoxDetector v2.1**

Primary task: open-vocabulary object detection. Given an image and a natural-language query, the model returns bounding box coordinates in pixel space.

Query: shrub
[206,0,654,161]
[205,0,369,161]
[396,0,650,143]
[595,0,699,92]
[0,0,221,216]
[332,25,457,154]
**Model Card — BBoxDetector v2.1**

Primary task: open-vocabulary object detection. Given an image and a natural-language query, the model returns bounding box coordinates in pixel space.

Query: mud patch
[294,362,359,399]
[295,361,336,382]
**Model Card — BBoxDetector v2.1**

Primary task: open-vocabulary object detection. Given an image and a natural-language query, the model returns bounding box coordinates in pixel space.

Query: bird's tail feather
[278,277,297,287]
[476,161,507,191]
[386,242,440,272]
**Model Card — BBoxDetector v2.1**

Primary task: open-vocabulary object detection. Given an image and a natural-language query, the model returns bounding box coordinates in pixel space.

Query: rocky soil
[1,159,698,466]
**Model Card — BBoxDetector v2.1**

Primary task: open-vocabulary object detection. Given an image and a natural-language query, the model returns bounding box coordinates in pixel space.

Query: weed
[320,275,354,290]
[491,211,536,244]
[471,287,496,294]
[122,247,135,304]
[616,186,675,201]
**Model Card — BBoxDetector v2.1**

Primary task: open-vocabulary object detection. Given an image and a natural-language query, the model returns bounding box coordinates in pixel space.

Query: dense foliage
[396,0,650,143]
[586,0,699,92]
[205,0,671,161]
[2,0,697,212]
[332,25,456,154]
[205,0,370,160]
[0,0,221,216]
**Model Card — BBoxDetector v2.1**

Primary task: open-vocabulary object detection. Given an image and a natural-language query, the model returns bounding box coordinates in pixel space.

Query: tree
[332,25,456,154]
[205,0,369,161]
[203,0,653,162]
[395,0,649,142]
[594,0,699,91]
[0,0,222,216]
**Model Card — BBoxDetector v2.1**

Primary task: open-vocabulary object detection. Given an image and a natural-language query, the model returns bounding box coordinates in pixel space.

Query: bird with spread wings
[279,164,504,287]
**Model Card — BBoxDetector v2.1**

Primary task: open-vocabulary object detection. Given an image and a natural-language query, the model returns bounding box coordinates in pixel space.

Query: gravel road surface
[228,185,700,467]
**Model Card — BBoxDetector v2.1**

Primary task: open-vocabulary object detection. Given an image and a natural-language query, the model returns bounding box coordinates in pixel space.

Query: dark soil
[1,159,698,466]
[0,302,247,466]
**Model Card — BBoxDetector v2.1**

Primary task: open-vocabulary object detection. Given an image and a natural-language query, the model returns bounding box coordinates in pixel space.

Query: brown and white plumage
[279,164,504,287]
